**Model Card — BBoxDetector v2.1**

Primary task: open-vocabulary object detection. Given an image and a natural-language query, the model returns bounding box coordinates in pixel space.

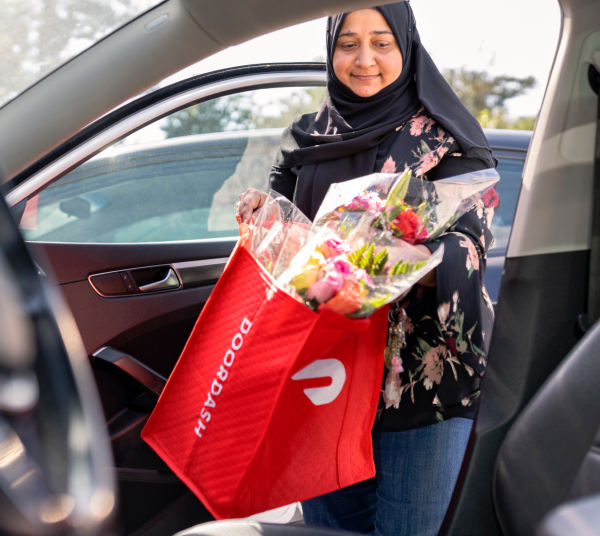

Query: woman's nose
[355,47,376,68]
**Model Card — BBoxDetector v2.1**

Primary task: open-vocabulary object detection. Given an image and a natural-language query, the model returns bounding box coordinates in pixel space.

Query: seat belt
[583,54,600,329]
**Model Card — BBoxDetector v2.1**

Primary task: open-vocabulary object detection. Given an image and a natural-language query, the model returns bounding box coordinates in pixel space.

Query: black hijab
[273,2,496,220]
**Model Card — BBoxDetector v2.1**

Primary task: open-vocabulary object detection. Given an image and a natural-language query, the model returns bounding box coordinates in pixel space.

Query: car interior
[1,0,600,535]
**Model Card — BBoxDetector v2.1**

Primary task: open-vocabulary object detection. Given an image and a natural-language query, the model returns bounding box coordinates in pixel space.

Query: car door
[5,63,326,536]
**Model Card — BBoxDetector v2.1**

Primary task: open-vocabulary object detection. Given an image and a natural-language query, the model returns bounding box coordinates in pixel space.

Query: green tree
[0,0,154,107]
[443,68,537,130]
[254,87,326,129]
[161,95,255,138]
[160,87,327,138]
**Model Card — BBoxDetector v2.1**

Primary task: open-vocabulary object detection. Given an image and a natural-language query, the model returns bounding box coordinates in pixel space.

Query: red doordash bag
[142,244,388,520]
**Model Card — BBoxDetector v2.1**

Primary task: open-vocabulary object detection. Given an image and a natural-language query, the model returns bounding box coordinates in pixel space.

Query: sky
[161,0,562,120]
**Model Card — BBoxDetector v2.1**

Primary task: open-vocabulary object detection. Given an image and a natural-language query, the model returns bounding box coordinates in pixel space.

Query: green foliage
[1,0,143,106]
[348,243,367,266]
[371,249,389,276]
[161,86,327,139]
[161,95,254,138]
[349,243,389,276]
[390,259,428,276]
[359,244,375,270]
[443,68,538,131]
[510,115,537,130]
[370,293,392,309]
[386,169,412,208]
[253,87,326,129]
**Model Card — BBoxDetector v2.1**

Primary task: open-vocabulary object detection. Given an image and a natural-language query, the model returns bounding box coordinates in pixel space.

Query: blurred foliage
[253,87,326,129]
[0,0,157,107]
[443,68,537,130]
[162,87,326,138]
[161,95,254,138]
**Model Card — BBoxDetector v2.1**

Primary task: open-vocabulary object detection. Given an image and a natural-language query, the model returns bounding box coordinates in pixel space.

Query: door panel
[59,280,213,356]
[27,239,237,285]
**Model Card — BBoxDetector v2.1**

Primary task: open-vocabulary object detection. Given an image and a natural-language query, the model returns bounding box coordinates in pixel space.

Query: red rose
[482,187,500,209]
[392,208,429,244]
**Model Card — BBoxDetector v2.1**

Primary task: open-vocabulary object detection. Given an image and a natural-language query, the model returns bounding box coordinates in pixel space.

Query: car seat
[494,319,600,536]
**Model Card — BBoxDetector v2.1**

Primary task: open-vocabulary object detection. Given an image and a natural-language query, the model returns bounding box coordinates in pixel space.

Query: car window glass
[490,157,524,250]
[19,86,325,244]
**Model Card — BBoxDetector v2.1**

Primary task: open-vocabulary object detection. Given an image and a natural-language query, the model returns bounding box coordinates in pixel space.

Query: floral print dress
[372,108,499,432]
[270,107,499,432]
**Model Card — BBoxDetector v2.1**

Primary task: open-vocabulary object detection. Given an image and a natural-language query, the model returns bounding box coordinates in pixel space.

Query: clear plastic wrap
[249,190,311,280]
[246,168,499,318]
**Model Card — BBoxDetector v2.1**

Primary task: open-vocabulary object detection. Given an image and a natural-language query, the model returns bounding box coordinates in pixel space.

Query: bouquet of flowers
[246,167,499,319]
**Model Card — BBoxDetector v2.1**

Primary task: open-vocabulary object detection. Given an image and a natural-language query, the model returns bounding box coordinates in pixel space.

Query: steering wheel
[0,192,115,535]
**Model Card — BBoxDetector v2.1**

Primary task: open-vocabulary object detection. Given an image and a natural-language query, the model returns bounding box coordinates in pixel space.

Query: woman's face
[333,9,403,98]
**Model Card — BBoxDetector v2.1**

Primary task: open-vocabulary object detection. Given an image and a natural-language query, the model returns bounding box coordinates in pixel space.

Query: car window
[490,157,525,250]
[20,86,325,243]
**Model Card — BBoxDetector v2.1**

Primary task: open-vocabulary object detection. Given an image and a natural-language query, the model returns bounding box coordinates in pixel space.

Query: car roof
[83,127,531,167]
[483,129,532,152]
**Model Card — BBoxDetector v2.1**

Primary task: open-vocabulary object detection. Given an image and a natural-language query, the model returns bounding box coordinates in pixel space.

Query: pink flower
[391,356,404,373]
[414,148,444,178]
[344,191,385,212]
[321,235,350,257]
[306,270,345,303]
[352,268,373,286]
[307,280,337,303]
[420,345,445,390]
[329,257,352,276]
[459,237,480,272]
[322,270,345,290]
[381,156,397,173]
[410,113,436,136]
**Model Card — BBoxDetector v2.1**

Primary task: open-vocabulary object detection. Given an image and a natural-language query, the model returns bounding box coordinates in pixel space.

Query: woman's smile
[333,9,403,98]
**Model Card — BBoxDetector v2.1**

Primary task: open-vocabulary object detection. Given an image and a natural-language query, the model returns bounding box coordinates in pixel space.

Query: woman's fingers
[236,189,268,223]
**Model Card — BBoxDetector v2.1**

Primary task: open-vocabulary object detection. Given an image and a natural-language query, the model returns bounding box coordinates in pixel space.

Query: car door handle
[138,268,179,292]
[92,347,166,396]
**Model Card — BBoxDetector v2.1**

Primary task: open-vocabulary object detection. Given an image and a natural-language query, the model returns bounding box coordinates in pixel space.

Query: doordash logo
[292,359,346,406]
[194,317,252,438]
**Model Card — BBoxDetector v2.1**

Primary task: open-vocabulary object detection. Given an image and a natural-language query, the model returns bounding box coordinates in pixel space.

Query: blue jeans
[302,418,472,536]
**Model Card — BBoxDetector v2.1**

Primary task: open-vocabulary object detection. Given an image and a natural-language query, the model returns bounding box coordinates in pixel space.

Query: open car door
[4,63,326,536]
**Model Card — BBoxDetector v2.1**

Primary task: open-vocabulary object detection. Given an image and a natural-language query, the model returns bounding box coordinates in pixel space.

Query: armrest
[92,346,167,396]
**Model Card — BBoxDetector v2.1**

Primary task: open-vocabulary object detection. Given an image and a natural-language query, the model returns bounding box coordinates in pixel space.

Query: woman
[237,4,499,536]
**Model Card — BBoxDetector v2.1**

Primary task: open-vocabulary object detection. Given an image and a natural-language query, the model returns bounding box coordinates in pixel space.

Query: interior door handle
[138,268,179,292]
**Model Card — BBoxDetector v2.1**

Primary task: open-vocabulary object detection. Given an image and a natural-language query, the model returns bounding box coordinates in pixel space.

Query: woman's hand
[236,189,269,224]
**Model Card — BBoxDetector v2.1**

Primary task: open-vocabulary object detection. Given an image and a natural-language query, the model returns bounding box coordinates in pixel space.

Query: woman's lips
[352,74,380,81]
